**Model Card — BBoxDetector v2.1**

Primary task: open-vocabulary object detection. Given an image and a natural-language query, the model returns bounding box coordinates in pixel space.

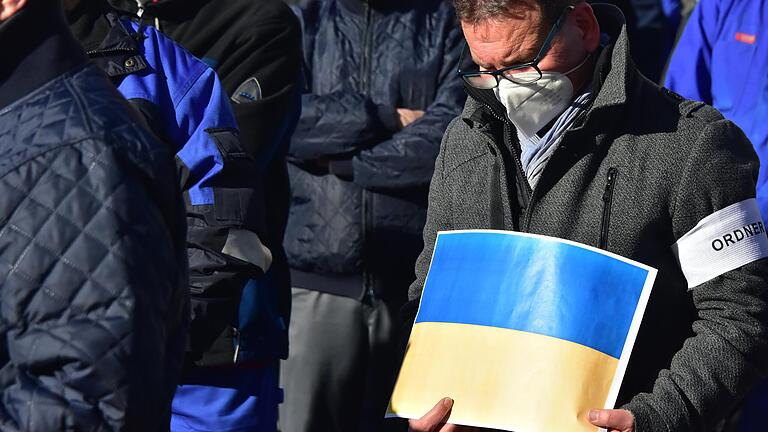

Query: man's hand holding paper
[588,409,635,432]
[408,399,636,432]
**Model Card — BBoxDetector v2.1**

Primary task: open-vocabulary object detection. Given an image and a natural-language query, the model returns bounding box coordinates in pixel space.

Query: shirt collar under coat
[67,1,148,79]
[462,4,635,135]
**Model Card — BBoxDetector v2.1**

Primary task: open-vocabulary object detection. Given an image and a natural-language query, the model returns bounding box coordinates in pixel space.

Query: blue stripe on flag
[415,231,649,359]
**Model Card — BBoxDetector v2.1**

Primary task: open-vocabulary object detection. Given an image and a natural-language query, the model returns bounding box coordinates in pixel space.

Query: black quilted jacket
[284,0,467,300]
[0,3,188,430]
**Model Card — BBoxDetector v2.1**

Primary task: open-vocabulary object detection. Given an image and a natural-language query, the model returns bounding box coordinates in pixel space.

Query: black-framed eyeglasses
[458,6,575,89]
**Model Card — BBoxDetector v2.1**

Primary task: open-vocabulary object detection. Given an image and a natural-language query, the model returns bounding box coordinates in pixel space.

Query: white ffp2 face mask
[493,56,589,139]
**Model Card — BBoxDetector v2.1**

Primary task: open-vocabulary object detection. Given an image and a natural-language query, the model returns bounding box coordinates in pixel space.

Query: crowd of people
[0,0,767,431]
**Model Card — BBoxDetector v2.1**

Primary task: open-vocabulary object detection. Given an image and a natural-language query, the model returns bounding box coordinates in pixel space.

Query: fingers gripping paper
[387,230,657,432]
[672,198,768,288]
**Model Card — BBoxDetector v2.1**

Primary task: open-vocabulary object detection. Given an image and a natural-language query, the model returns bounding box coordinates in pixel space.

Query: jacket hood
[462,3,634,129]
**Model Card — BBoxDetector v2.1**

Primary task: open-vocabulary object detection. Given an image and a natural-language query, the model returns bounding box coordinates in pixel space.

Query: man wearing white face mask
[491,23,593,189]
[402,0,768,431]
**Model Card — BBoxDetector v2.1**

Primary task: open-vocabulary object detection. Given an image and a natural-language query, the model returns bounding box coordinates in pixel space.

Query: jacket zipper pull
[600,167,618,249]
[232,327,241,363]
[134,0,160,30]
[603,167,618,202]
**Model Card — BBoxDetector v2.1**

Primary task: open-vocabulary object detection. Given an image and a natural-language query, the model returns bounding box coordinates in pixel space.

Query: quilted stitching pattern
[0,65,187,431]
[285,164,363,273]
[285,0,460,287]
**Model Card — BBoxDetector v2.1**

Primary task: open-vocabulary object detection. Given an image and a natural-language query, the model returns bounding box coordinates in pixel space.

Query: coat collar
[584,4,634,121]
[68,2,148,79]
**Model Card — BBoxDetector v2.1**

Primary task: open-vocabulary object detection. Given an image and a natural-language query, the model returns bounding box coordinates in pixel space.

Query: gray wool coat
[408,5,768,431]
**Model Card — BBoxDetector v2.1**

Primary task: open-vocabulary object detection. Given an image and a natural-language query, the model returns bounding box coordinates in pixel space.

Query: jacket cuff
[376,104,400,133]
[622,399,670,432]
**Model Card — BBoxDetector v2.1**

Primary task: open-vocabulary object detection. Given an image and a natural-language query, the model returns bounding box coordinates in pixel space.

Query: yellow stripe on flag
[389,322,618,431]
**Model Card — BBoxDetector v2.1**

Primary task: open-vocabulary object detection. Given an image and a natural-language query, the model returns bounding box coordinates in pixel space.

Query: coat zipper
[475,101,532,230]
[473,92,592,232]
[232,327,241,363]
[522,109,590,231]
[360,0,373,94]
[85,47,135,56]
[362,190,374,301]
[361,1,374,299]
[599,167,618,249]
[134,0,161,31]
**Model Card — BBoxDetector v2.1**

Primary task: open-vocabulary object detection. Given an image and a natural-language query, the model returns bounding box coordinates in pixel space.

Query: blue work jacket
[665,0,768,216]
[72,12,269,366]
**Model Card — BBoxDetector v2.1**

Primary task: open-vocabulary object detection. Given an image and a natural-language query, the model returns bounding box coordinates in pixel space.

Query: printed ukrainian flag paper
[388,230,657,431]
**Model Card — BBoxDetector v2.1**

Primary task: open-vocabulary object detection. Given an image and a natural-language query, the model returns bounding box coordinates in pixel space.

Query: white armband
[672,198,768,288]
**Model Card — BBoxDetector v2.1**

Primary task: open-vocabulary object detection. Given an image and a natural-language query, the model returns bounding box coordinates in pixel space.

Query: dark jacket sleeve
[289,91,399,161]
[287,0,397,161]
[407,118,458,303]
[624,119,768,431]
[171,69,270,361]
[129,48,269,363]
[351,23,466,191]
[214,0,303,161]
[0,142,185,431]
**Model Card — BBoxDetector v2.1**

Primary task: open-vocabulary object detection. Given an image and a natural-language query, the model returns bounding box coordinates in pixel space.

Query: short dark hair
[454,0,578,27]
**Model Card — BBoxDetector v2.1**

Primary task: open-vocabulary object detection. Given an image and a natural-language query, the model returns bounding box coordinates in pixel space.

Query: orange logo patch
[736,32,757,44]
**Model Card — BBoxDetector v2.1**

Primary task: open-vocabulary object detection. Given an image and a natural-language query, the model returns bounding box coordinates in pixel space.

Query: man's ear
[0,0,28,21]
[571,1,601,53]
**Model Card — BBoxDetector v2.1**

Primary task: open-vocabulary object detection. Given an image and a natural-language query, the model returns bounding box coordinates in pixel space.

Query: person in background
[665,1,768,429]
[659,0,699,42]
[104,0,303,430]
[666,0,767,217]
[406,0,768,430]
[0,0,188,430]
[588,0,679,83]
[281,0,467,431]
[66,1,274,431]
